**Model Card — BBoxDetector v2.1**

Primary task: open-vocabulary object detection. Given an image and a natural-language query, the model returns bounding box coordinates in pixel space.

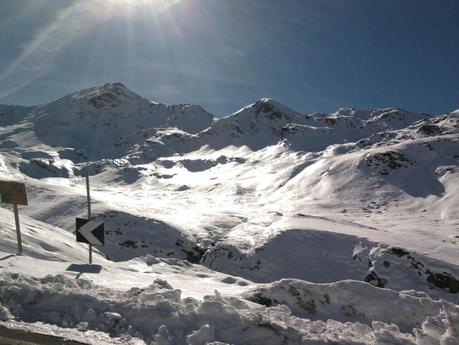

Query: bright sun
[115,0,183,12]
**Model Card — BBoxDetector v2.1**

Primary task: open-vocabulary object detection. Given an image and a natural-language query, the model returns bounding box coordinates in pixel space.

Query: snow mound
[244,278,459,331]
[1,272,457,345]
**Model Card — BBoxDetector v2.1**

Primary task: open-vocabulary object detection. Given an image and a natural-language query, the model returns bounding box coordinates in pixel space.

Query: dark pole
[13,203,22,254]
[86,173,92,264]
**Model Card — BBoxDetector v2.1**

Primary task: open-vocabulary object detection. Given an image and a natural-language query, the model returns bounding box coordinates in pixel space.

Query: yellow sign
[0,181,28,205]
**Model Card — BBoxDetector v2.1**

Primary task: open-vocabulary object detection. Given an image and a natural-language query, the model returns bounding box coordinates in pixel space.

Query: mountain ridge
[0,82,438,162]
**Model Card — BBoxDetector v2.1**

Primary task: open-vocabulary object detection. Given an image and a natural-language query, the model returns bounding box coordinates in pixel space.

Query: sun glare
[0,0,184,98]
[115,0,183,12]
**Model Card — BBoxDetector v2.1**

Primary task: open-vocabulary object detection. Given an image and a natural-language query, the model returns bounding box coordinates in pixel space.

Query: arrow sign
[76,218,104,246]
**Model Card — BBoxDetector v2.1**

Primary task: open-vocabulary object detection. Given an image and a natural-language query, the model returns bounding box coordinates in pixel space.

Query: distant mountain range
[1,82,449,160]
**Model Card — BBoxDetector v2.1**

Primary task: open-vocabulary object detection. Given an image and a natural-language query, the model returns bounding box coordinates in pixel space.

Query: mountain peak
[70,82,142,108]
[168,103,213,117]
[249,97,285,110]
[230,98,301,122]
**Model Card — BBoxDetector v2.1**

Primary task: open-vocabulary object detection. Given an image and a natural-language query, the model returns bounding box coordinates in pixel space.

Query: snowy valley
[0,82,458,344]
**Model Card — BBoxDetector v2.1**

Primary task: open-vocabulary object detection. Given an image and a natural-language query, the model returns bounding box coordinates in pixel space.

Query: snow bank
[244,279,459,332]
[1,272,458,345]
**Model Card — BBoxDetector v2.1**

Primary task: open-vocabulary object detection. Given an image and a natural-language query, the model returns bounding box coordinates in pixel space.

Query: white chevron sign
[76,219,104,246]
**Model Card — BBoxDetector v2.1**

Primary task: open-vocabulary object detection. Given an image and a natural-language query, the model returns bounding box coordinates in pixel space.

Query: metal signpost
[0,180,28,254]
[86,174,92,263]
[76,174,104,264]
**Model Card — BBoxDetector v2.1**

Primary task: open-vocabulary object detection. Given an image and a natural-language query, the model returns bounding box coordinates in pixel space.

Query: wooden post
[0,180,27,255]
[86,174,92,264]
[13,203,22,254]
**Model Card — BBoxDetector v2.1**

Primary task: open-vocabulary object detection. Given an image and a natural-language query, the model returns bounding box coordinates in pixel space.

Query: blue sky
[0,0,458,116]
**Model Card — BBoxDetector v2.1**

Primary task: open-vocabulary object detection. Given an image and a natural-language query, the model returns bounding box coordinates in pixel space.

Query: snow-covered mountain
[0,83,458,344]
[4,82,214,160]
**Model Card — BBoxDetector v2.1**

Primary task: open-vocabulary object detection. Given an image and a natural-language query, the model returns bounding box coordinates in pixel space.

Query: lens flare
[0,0,183,98]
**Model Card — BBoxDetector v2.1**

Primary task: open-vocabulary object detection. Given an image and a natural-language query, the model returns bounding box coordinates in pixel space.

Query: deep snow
[0,82,458,344]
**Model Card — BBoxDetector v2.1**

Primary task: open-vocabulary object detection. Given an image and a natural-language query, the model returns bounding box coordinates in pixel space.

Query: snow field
[0,82,458,343]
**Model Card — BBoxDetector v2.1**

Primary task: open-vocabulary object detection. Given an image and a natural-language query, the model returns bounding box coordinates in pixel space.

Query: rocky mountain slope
[0,83,458,344]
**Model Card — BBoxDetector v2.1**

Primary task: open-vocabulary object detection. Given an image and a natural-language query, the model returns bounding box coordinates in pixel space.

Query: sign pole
[76,174,104,261]
[86,173,92,264]
[1,180,28,255]
[13,203,22,254]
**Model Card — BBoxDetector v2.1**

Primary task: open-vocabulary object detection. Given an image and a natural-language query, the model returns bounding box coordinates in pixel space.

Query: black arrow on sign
[76,217,105,246]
